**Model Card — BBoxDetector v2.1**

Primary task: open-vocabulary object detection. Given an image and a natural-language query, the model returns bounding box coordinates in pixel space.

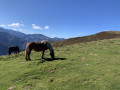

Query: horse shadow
[46,57,66,61]
[36,57,67,65]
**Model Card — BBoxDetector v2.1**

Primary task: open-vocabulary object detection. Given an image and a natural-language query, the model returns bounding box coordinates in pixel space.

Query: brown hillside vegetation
[52,31,120,47]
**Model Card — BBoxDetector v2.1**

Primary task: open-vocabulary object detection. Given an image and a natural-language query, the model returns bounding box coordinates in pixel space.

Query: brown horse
[25,40,54,61]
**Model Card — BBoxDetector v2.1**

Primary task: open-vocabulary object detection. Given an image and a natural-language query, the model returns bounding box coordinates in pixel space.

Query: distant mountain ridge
[52,31,120,46]
[0,27,64,42]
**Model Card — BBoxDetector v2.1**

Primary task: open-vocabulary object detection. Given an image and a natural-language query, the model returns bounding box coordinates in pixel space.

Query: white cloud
[0,24,6,27]
[19,29,22,31]
[44,26,49,29]
[8,23,24,27]
[32,24,50,30]
[32,24,42,30]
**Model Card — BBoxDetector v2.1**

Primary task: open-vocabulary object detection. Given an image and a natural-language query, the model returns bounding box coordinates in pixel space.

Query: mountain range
[0,27,64,42]
[0,27,64,55]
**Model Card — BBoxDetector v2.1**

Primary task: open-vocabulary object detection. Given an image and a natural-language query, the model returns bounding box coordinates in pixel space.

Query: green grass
[1,38,120,90]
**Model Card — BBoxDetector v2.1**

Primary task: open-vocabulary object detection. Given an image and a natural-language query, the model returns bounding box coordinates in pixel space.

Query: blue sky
[0,0,120,38]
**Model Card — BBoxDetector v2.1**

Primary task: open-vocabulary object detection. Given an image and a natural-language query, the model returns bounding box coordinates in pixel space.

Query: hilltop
[52,31,120,46]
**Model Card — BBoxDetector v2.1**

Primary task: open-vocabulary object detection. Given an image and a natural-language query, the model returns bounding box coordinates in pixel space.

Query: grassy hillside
[52,31,120,47]
[1,38,120,90]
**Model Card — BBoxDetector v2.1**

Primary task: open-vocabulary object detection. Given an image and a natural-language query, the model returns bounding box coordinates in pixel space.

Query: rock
[49,78,54,83]
[7,86,16,90]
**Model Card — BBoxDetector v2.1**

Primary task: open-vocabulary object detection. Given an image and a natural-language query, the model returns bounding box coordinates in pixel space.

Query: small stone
[7,86,16,90]
[49,78,54,83]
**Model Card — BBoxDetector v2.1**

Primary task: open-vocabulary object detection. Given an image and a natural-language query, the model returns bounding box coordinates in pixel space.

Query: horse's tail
[25,49,27,60]
[25,44,29,60]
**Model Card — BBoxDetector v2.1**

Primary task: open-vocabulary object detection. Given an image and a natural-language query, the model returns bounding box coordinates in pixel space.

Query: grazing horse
[25,40,54,61]
[8,46,20,55]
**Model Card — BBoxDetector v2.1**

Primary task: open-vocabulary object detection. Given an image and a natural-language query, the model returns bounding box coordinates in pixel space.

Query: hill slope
[1,38,120,90]
[52,31,120,46]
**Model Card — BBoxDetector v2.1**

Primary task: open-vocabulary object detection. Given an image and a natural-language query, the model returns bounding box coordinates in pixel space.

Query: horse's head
[50,50,54,59]
[46,41,55,59]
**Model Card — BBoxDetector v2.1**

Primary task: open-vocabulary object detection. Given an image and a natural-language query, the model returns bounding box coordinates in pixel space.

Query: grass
[1,38,120,90]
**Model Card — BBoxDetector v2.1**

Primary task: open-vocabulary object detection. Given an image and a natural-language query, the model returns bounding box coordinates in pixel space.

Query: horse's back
[26,41,48,51]
[9,46,19,50]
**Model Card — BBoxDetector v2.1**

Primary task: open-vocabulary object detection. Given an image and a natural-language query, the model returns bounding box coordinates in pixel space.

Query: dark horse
[8,46,20,55]
[25,40,54,61]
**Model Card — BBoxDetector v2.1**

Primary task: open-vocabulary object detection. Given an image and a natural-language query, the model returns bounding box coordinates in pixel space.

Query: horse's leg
[9,51,11,55]
[17,51,19,54]
[8,49,11,55]
[15,51,17,54]
[42,50,45,60]
[8,51,10,55]
[25,48,31,61]
[28,50,31,60]
[28,53,30,60]
[8,50,11,55]
[25,51,28,60]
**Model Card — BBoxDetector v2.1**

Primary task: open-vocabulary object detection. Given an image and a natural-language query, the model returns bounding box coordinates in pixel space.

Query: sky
[0,0,120,38]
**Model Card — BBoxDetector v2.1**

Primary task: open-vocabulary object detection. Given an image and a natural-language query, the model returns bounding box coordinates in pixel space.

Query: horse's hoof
[26,59,31,61]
